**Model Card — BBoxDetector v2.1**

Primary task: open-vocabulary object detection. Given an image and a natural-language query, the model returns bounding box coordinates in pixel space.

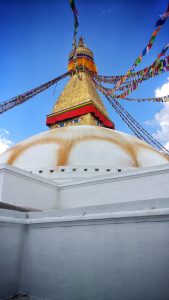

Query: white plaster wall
[1,164,169,211]
[0,165,59,210]
[20,213,169,300]
[0,210,25,298]
[0,172,4,201]
[1,209,169,300]
[29,166,128,180]
[59,165,169,208]
[0,164,169,299]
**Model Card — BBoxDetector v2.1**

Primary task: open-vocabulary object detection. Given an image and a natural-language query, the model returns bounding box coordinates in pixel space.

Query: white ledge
[1,163,169,190]
[0,208,169,225]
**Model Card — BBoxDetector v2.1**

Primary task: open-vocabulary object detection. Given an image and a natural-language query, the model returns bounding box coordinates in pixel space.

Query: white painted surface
[0,208,169,299]
[0,165,58,210]
[0,217,25,298]
[0,164,169,211]
[59,164,169,208]
[0,163,169,299]
[22,216,169,300]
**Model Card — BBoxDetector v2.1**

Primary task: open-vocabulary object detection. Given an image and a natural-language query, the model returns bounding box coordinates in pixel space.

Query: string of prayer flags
[111,4,169,92]
[0,71,70,115]
[92,74,169,104]
[125,95,169,103]
[69,0,79,48]
[116,51,169,98]
[132,5,169,69]
[69,0,81,79]
[156,4,169,27]
[101,56,169,95]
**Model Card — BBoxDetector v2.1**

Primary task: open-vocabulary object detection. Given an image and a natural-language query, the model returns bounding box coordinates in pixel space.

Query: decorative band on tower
[68,37,97,73]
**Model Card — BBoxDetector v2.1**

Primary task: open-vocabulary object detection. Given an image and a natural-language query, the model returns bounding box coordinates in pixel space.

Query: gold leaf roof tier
[46,38,114,130]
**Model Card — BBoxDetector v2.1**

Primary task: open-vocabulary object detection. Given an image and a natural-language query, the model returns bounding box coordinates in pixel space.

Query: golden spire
[46,38,114,129]
[68,36,97,73]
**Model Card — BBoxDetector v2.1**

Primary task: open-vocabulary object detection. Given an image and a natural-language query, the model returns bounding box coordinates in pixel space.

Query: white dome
[0,125,168,171]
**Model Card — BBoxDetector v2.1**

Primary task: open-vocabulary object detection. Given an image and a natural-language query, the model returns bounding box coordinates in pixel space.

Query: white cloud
[165,141,169,150]
[155,77,169,98]
[148,78,169,150]
[0,129,13,155]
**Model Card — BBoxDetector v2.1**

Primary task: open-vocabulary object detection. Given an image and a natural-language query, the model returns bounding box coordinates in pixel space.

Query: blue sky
[0,0,169,151]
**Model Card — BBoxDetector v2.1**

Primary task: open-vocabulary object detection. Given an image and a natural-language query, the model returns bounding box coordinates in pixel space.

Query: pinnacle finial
[68,38,97,74]
[78,36,85,47]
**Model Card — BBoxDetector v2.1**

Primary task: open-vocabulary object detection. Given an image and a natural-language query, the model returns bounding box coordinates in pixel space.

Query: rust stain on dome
[4,126,169,169]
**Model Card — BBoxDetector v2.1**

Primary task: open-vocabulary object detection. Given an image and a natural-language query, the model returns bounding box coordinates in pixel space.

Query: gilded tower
[46,38,114,129]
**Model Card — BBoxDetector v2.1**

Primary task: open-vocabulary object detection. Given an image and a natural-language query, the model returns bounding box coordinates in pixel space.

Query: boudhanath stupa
[0,38,169,300]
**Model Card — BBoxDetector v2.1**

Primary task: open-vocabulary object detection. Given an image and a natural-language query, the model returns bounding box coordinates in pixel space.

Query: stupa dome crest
[0,126,168,172]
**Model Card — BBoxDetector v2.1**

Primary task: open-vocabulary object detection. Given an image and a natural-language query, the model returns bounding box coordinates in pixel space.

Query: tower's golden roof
[69,37,94,61]
[46,38,114,129]
[52,72,108,117]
